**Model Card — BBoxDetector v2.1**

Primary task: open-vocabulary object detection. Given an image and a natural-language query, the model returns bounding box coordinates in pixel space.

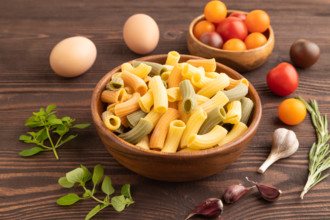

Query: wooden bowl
[187,11,275,72]
[91,54,262,182]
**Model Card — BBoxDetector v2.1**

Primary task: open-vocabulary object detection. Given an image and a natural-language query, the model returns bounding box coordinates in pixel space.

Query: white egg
[50,36,97,77]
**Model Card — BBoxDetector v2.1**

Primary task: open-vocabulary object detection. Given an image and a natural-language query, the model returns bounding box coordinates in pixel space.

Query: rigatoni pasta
[100,51,254,153]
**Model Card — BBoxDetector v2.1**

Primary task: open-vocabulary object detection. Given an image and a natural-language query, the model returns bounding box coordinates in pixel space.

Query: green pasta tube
[198,106,226,135]
[179,80,197,114]
[223,83,248,102]
[132,61,166,75]
[118,118,153,144]
[106,77,124,91]
[113,126,125,134]
[127,110,147,128]
[240,97,254,125]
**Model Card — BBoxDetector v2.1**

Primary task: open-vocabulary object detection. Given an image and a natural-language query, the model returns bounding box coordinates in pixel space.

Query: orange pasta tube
[114,93,141,118]
[167,63,183,88]
[121,70,148,95]
[150,108,180,149]
[101,89,126,104]
[225,78,249,90]
[187,58,217,72]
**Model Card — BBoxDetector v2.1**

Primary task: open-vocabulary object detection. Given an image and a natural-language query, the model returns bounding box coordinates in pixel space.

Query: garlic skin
[258,128,299,174]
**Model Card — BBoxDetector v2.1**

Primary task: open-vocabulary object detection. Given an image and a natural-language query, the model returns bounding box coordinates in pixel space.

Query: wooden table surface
[1,0,329,219]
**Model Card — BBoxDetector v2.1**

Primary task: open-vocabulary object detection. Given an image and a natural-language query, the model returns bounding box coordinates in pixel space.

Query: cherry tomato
[216,17,248,42]
[244,32,267,49]
[200,32,224,48]
[245,10,270,33]
[278,98,306,125]
[228,12,246,21]
[267,63,299,96]
[204,0,227,23]
[193,20,215,40]
[290,39,320,68]
[222,38,247,51]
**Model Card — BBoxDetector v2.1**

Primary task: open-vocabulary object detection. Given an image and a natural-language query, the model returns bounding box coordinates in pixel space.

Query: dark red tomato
[199,32,223,48]
[228,12,246,21]
[290,39,320,68]
[216,17,248,42]
[267,62,299,96]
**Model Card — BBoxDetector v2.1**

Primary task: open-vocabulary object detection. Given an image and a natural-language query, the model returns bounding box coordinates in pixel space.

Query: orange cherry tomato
[245,10,270,33]
[204,0,227,23]
[278,98,306,125]
[222,38,247,51]
[244,32,268,49]
[193,20,215,40]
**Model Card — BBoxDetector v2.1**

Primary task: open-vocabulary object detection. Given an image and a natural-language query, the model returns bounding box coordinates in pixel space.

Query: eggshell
[123,14,159,55]
[50,36,97,77]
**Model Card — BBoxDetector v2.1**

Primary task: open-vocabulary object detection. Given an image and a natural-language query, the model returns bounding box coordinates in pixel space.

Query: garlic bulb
[258,128,299,173]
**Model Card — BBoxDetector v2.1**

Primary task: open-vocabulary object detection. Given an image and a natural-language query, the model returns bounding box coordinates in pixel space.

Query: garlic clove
[185,198,223,220]
[223,184,253,204]
[246,177,282,202]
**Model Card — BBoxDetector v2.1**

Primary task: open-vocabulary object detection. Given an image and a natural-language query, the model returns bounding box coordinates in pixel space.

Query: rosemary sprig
[297,96,330,199]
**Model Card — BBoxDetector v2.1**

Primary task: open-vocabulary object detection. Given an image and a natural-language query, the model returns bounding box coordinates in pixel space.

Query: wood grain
[0,0,330,219]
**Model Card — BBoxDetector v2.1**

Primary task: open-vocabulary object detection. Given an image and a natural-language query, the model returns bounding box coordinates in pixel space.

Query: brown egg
[50,36,97,77]
[123,14,159,55]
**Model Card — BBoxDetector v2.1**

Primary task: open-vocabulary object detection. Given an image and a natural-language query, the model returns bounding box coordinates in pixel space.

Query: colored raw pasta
[150,108,180,149]
[167,63,183,88]
[182,63,204,79]
[106,77,124,91]
[218,122,248,146]
[139,90,153,113]
[167,87,182,102]
[223,83,248,102]
[165,51,180,66]
[223,101,242,124]
[121,70,148,95]
[127,110,147,128]
[114,92,140,118]
[188,125,228,150]
[101,88,126,104]
[226,78,249,90]
[118,118,153,144]
[187,58,216,72]
[136,135,150,150]
[162,120,186,153]
[179,80,197,114]
[200,91,229,113]
[149,75,168,113]
[132,60,165,75]
[143,108,164,127]
[197,73,230,98]
[121,62,151,78]
[240,97,254,124]
[101,111,121,131]
[199,106,226,135]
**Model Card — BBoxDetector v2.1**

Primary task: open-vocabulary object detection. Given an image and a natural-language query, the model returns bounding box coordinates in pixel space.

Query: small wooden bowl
[91,54,262,182]
[187,11,275,72]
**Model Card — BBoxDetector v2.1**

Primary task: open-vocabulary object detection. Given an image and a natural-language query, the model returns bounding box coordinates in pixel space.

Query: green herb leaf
[53,124,69,136]
[125,198,134,206]
[80,165,92,184]
[111,195,127,212]
[73,123,91,129]
[19,135,32,141]
[121,184,132,199]
[36,129,48,142]
[101,176,115,196]
[19,147,44,157]
[92,164,104,185]
[46,104,57,114]
[57,193,80,206]
[58,177,75,188]
[85,203,108,220]
[48,118,63,125]
[66,168,85,184]
[60,135,77,146]
[83,190,92,198]
[61,116,73,122]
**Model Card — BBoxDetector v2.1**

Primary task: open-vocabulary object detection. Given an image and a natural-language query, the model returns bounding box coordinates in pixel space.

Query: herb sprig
[19,105,90,159]
[57,164,134,220]
[297,96,330,199]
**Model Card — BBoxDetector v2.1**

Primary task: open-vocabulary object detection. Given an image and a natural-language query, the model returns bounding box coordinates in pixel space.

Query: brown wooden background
[1,0,329,219]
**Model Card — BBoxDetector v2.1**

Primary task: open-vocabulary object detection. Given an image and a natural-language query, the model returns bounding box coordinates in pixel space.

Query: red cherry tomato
[199,32,223,48]
[267,62,299,96]
[216,17,248,42]
[228,12,246,21]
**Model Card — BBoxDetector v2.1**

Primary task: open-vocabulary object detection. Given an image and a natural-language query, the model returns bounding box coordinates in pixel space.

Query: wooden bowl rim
[91,54,262,159]
[188,11,274,53]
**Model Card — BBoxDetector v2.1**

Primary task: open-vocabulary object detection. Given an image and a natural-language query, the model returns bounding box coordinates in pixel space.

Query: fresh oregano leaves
[19,104,90,160]
[57,164,134,219]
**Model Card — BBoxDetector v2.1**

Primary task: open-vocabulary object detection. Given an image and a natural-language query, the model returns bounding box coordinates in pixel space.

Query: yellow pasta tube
[180,107,207,148]
[196,94,210,105]
[223,101,242,124]
[182,63,204,79]
[168,63,183,88]
[150,108,180,149]
[114,92,141,118]
[101,111,121,131]
[106,103,116,114]
[161,71,171,82]
[205,71,218,79]
[178,100,191,123]
[167,87,182,102]
[124,86,134,94]
[101,88,126,104]
[144,108,164,128]
[191,72,214,88]
[121,62,152,78]
[226,78,249,90]
[136,135,150,150]
[161,120,186,153]
[139,90,153,113]
[165,51,180,66]
[187,58,216,72]
[121,70,148,95]
[218,122,248,146]
[149,75,168,113]
[168,101,178,109]
[121,63,134,72]
[112,72,122,78]
[187,125,228,150]
[200,91,229,113]
[197,73,230,98]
